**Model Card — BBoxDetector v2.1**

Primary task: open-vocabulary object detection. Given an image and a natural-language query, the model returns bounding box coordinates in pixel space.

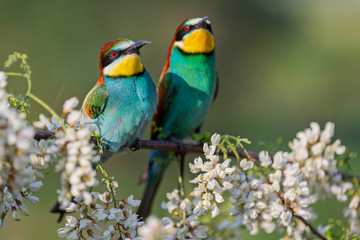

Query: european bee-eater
[52,38,158,221]
[138,16,218,218]
[81,38,158,156]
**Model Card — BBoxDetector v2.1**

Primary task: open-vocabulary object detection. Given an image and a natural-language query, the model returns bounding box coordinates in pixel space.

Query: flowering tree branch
[293,214,326,240]
[4,53,359,240]
[34,130,259,158]
[34,130,359,183]
[276,192,328,240]
[139,140,360,182]
[33,130,360,240]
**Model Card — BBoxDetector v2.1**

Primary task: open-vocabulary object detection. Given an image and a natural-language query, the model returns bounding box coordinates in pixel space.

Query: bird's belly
[169,92,212,139]
[97,98,152,152]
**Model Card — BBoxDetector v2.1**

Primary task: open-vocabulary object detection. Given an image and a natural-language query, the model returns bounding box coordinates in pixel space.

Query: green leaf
[192,131,211,143]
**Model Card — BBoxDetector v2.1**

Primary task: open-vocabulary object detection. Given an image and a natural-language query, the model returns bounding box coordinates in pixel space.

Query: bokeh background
[1,0,360,239]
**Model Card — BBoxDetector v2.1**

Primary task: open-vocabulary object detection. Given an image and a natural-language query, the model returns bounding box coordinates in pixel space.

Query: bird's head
[99,38,150,78]
[173,16,214,54]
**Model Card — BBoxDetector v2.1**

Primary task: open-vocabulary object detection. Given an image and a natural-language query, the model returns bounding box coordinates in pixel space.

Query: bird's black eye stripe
[175,23,212,41]
[101,50,123,68]
[176,25,194,41]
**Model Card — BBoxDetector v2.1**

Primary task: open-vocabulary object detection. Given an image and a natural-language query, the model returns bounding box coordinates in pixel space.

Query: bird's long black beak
[125,40,151,54]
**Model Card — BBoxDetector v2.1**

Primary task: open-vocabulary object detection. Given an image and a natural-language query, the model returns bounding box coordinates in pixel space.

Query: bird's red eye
[111,51,118,57]
[184,25,190,32]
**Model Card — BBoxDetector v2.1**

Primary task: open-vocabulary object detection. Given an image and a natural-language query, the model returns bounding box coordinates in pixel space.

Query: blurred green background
[1,0,360,239]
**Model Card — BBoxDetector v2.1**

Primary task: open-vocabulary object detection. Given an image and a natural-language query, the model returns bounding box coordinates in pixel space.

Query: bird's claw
[169,136,185,156]
[130,138,141,151]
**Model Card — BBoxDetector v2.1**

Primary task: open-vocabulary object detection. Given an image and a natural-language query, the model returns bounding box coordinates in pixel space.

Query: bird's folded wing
[151,73,174,138]
[83,84,109,119]
[214,72,219,103]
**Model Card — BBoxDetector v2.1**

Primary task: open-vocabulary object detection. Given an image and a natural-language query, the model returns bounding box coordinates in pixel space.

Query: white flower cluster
[58,182,143,240]
[0,72,43,227]
[31,138,58,170]
[32,97,144,239]
[140,134,235,240]
[288,122,349,201]
[159,189,208,239]
[34,97,100,208]
[138,216,176,240]
[189,133,235,218]
[3,65,359,240]
[226,122,352,239]
[55,126,100,208]
[344,193,360,235]
[228,163,314,237]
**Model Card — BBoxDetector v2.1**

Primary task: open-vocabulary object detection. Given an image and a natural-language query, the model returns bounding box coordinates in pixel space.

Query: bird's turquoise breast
[161,47,216,138]
[98,71,157,152]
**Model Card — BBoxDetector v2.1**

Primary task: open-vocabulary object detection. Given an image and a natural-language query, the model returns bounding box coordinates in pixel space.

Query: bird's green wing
[214,72,219,103]
[195,73,219,134]
[83,84,109,119]
[151,73,174,137]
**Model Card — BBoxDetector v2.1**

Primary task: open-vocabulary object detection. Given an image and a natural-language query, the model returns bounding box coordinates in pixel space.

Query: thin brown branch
[293,215,326,240]
[34,130,359,181]
[137,139,260,159]
[275,192,327,240]
[34,130,259,159]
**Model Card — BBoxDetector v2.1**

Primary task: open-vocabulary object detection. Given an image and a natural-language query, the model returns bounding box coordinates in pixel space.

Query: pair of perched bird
[79,16,218,219]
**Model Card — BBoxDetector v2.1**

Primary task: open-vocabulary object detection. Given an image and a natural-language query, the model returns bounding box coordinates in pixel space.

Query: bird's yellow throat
[178,29,215,54]
[104,54,144,77]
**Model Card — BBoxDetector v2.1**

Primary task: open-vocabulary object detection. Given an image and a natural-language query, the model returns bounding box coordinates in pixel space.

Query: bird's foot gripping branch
[0,53,360,239]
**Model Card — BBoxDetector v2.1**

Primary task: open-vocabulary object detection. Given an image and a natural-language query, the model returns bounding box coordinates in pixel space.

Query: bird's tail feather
[50,201,66,222]
[138,149,169,219]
